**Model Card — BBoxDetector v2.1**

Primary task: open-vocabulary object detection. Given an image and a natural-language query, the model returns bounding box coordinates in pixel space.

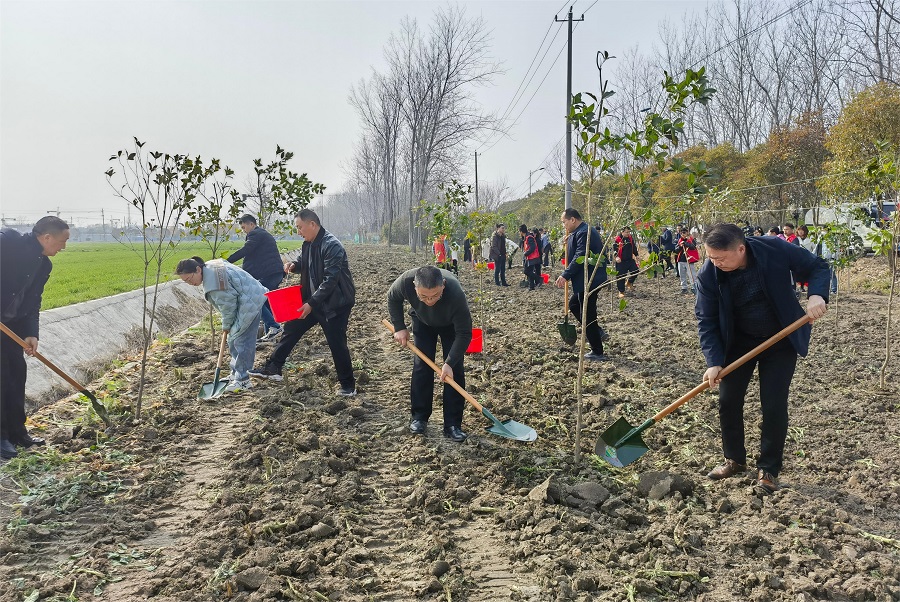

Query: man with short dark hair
[249,210,357,396]
[388,265,473,442]
[696,223,829,494]
[227,214,285,341]
[556,208,609,361]
[1,216,70,458]
[489,224,508,286]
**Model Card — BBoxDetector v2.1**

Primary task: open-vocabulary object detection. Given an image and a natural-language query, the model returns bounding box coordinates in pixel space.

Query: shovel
[0,321,111,427]
[198,332,229,400]
[595,315,811,467]
[557,279,578,345]
[382,319,537,442]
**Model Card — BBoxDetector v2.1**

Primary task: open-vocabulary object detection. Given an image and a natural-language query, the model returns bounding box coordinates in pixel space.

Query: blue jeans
[229,311,261,382]
[259,273,286,332]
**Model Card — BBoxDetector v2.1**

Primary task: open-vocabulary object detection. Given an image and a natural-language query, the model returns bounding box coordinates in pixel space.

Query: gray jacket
[202,259,268,340]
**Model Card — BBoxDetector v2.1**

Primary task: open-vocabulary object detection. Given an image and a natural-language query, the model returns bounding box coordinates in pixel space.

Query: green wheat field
[42,241,303,310]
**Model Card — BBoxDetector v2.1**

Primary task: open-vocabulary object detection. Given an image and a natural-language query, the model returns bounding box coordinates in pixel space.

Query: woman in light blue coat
[177,256,268,392]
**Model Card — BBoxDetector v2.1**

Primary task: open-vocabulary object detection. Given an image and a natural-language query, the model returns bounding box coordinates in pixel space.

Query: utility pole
[529,167,545,197]
[555,6,583,210]
[101,209,106,242]
[474,151,479,209]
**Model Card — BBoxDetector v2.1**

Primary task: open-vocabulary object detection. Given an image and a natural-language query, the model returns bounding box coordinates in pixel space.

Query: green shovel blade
[594,416,650,468]
[198,369,228,399]
[557,320,577,345]
[482,408,538,442]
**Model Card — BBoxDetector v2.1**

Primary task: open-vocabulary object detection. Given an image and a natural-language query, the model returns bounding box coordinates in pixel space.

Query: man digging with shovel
[696,223,829,494]
[387,266,472,443]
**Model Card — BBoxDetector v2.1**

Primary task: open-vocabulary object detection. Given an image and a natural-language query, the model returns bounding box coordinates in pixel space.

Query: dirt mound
[1,246,898,601]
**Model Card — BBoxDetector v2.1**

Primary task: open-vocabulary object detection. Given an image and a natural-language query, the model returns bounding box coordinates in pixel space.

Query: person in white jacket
[177,256,268,392]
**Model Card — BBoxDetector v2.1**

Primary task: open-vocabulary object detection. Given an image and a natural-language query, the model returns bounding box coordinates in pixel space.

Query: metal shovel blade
[198,369,228,400]
[594,417,649,468]
[482,408,538,442]
[557,319,577,346]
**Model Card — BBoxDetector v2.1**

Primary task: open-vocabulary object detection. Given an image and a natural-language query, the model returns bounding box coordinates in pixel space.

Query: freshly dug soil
[1,245,898,602]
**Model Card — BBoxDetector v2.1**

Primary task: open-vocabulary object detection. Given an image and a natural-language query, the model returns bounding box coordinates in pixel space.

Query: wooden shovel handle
[564,279,569,319]
[0,321,89,392]
[381,319,484,412]
[215,331,228,369]
[653,314,811,422]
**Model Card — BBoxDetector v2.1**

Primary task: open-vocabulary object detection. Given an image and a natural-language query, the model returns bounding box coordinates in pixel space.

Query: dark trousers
[258,272,286,332]
[568,290,605,355]
[616,261,639,293]
[661,250,674,272]
[268,307,355,389]
[0,324,28,440]
[410,317,464,427]
[494,260,507,285]
[542,244,552,267]
[524,261,541,289]
[718,339,797,476]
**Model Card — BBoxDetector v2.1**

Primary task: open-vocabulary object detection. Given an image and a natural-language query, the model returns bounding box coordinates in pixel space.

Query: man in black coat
[0,216,70,458]
[489,224,508,286]
[227,214,286,341]
[696,223,829,494]
[388,265,472,442]
[249,210,357,396]
[555,209,609,361]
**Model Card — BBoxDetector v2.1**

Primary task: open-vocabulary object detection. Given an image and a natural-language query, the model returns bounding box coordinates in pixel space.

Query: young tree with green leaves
[251,146,324,235]
[567,54,715,462]
[106,138,204,418]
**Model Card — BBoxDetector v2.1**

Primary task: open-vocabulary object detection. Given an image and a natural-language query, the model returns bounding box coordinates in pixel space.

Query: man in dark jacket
[249,210,356,396]
[0,217,69,458]
[489,224,508,286]
[555,209,609,361]
[659,226,676,274]
[227,214,285,341]
[696,223,829,494]
[388,266,472,442]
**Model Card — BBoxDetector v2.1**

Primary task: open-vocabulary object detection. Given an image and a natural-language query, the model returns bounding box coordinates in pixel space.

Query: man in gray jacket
[249,210,357,396]
[227,214,285,341]
[388,266,472,442]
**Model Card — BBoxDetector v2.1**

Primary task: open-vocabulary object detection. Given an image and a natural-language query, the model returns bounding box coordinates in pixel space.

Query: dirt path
[1,245,899,602]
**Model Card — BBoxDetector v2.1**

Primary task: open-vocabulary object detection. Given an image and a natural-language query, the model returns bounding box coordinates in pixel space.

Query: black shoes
[0,439,17,459]
[248,365,283,381]
[584,352,609,362]
[409,419,427,435]
[15,434,45,448]
[443,425,468,442]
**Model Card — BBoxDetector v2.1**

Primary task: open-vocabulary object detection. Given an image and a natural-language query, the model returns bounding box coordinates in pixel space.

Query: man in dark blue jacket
[555,209,609,361]
[696,223,829,494]
[227,214,285,341]
[249,210,357,396]
[0,217,70,458]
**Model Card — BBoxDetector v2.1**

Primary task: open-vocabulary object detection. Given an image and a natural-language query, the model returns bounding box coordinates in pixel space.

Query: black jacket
[227,226,284,280]
[695,236,830,367]
[291,227,355,321]
[489,232,507,261]
[561,222,607,294]
[0,228,52,339]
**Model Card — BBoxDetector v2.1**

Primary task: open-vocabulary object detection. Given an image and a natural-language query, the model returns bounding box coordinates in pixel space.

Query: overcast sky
[1,0,712,227]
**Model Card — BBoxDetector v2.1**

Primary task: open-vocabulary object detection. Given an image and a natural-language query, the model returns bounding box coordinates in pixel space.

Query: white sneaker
[223,379,253,393]
[258,326,283,342]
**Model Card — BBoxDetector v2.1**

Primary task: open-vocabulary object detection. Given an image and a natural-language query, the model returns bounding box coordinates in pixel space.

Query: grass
[42,241,302,309]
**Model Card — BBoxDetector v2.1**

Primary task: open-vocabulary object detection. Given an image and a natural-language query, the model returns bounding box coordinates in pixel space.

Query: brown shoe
[707,459,747,480]
[756,470,779,494]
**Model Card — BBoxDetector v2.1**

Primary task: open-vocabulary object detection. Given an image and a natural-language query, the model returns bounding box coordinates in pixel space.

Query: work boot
[707,459,747,480]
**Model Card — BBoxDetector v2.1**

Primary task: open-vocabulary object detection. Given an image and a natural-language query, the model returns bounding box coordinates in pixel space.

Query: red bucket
[466,328,483,353]
[542,273,550,284]
[487,262,495,270]
[265,285,303,322]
